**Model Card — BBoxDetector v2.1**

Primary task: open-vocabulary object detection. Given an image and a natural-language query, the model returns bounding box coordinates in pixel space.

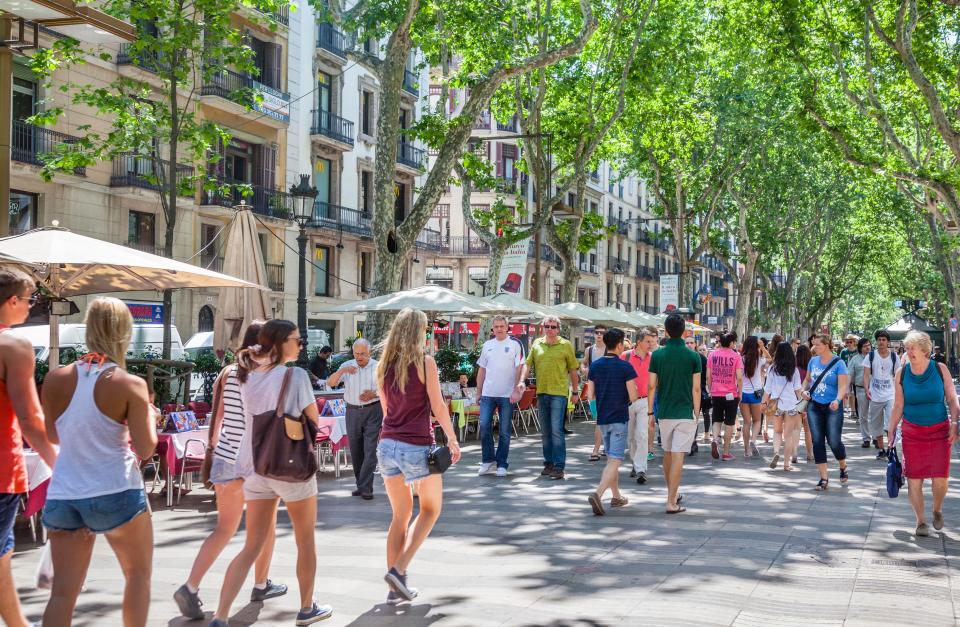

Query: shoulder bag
[252,368,319,482]
[796,357,840,414]
[428,445,452,474]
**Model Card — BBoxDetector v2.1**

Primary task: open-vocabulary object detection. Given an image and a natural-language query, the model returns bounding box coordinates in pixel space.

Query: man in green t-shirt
[648,314,701,514]
[521,315,580,480]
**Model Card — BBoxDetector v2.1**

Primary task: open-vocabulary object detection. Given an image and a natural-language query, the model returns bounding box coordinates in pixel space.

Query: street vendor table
[156,426,209,507]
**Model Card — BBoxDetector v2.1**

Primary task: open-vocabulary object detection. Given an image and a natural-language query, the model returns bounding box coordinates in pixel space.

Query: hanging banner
[496,237,531,294]
[659,274,679,313]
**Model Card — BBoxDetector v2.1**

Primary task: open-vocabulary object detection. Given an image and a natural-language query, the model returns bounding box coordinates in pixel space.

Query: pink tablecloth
[317,416,347,451]
[156,427,208,474]
[24,450,52,517]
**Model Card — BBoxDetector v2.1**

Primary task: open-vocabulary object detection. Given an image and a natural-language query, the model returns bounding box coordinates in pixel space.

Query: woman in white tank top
[40,298,156,626]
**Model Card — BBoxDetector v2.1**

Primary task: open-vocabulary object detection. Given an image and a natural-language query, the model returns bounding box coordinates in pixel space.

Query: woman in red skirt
[888,331,959,537]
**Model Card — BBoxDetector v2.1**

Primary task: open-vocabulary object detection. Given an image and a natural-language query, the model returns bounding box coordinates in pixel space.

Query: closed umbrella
[213,208,272,355]
[0,227,263,367]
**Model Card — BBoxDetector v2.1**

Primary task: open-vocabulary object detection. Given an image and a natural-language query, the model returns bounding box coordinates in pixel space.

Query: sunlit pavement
[13,415,960,626]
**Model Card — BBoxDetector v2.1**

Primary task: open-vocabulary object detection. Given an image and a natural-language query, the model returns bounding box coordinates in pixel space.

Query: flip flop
[588,454,601,462]
[665,506,686,514]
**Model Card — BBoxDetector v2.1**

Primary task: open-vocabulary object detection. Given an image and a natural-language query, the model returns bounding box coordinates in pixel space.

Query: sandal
[588,454,601,462]
[815,478,829,491]
[611,496,628,508]
[839,468,849,483]
[783,465,796,472]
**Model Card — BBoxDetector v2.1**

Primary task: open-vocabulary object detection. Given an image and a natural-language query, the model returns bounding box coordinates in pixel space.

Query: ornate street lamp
[289,173,318,366]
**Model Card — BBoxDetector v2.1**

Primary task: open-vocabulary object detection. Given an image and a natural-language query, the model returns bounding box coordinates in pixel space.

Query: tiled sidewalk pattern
[12,416,960,626]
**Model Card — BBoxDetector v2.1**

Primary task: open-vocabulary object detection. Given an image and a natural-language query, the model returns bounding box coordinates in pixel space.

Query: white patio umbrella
[486,292,591,324]
[318,284,525,318]
[213,208,272,355]
[0,227,263,368]
[595,306,651,329]
[552,302,638,328]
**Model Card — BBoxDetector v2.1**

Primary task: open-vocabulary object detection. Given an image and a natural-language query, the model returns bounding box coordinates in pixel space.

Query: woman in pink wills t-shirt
[706,333,743,461]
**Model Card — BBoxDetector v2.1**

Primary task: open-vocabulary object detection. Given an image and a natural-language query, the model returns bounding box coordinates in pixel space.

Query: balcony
[529,243,562,268]
[415,228,442,251]
[110,153,194,196]
[201,68,290,124]
[715,287,729,298]
[198,256,224,273]
[495,176,518,194]
[116,43,163,74]
[310,109,354,147]
[641,305,658,315]
[607,256,627,273]
[201,181,294,220]
[265,263,284,291]
[608,217,630,236]
[403,70,418,96]
[267,5,289,26]
[636,263,655,280]
[310,202,371,237]
[724,308,736,317]
[12,120,85,175]
[440,236,490,256]
[656,239,671,252]
[397,141,426,171]
[317,23,347,60]
[578,261,598,274]
[125,241,165,256]
[496,118,517,132]
[637,230,655,245]
[474,111,491,130]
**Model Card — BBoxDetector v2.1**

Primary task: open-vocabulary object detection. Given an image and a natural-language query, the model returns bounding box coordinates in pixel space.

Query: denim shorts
[741,391,763,405]
[43,488,148,533]
[210,456,241,485]
[0,492,21,557]
[598,422,628,460]
[378,438,431,484]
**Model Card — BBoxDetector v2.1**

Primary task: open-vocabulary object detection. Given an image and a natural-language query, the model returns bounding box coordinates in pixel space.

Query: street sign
[951,317,958,332]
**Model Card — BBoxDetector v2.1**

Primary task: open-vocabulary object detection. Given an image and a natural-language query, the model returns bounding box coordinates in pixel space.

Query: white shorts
[242,473,318,502]
[659,419,697,453]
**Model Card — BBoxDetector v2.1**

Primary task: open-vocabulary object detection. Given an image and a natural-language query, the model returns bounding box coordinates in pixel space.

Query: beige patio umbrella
[213,207,272,355]
[0,226,263,367]
[551,302,638,328]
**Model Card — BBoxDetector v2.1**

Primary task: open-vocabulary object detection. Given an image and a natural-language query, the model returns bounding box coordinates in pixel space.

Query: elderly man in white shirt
[326,339,380,500]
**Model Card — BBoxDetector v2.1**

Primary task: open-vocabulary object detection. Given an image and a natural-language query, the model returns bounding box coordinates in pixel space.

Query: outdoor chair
[176,439,207,505]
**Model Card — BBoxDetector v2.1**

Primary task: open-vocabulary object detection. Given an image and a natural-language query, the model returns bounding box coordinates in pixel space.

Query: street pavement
[12,414,960,626]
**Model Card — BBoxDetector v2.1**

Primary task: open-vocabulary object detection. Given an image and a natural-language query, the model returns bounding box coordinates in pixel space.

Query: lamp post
[289,174,318,366]
[613,263,624,309]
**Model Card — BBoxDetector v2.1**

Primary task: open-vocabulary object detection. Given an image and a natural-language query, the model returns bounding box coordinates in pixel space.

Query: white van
[8,323,186,363]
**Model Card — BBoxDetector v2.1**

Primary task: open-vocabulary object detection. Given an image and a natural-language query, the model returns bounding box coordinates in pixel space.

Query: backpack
[868,350,898,373]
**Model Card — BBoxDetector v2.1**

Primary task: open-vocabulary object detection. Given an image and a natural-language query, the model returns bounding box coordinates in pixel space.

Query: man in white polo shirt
[326,339,380,499]
[476,315,525,477]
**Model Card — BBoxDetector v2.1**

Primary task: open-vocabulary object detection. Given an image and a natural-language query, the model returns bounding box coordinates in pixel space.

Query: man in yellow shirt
[520,315,580,480]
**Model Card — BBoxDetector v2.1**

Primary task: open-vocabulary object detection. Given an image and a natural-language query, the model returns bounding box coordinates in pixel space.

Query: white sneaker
[496,467,508,477]
[478,462,496,475]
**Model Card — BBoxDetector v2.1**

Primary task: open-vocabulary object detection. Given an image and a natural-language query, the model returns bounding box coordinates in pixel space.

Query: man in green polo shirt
[521,315,580,480]
[648,314,701,514]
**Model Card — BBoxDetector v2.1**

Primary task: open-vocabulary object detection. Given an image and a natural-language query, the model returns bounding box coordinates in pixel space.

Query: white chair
[176,439,207,505]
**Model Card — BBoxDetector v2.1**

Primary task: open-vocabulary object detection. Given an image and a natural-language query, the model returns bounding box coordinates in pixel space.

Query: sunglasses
[543,325,559,329]
[18,293,39,306]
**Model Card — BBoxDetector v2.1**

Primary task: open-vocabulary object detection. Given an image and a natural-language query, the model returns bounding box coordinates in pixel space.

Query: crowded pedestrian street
[12,416,960,627]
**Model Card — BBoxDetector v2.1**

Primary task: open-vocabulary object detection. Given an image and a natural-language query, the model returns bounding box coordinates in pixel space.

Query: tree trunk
[161,50,181,363]
[733,250,757,338]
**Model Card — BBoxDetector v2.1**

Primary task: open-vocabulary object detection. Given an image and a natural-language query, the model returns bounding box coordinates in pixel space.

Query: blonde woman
[41,298,157,626]
[377,308,461,603]
[211,320,330,626]
[888,331,959,536]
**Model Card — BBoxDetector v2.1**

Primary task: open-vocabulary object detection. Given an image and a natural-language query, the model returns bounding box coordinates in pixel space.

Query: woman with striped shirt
[174,321,286,620]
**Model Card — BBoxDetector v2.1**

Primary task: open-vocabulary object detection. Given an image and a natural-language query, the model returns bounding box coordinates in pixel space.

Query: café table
[156,426,209,507]
[316,414,348,477]
[23,450,52,541]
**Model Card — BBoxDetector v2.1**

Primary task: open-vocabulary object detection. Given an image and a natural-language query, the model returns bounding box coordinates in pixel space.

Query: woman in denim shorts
[40,298,157,625]
[376,308,461,604]
[174,321,288,620]
[739,336,767,458]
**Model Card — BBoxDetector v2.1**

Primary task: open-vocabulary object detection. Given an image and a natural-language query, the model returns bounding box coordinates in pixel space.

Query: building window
[468,267,488,295]
[590,291,598,308]
[360,251,372,293]
[360,170,372,215]
[200,224,219,268]
[198,305,214,333]
[314,245,331,296]
[426,266,453,289]
[128,210,155,248]
[361,90,373,136]
[395,182,408,223]
[606,282,612,306]
[553,284,562,305]
[9,190,37,234]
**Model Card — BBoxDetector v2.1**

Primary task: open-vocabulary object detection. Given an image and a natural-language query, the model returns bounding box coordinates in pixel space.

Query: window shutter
[495,143,503,177]
[268,43,283,89]
[209,137,226,179]
[264,143,277,189]
[251,144,264,187]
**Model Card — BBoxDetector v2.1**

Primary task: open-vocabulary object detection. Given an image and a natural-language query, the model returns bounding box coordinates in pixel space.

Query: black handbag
[427,445,452,474]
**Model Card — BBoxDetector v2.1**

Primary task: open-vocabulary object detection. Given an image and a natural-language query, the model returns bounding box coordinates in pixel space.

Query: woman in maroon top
[376,308,460,604]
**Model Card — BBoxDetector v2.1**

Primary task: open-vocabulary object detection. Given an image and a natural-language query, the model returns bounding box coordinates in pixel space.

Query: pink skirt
[902,420,951,479]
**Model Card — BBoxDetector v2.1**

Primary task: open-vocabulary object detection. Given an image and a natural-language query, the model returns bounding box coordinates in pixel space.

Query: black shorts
[711,397,739,427]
